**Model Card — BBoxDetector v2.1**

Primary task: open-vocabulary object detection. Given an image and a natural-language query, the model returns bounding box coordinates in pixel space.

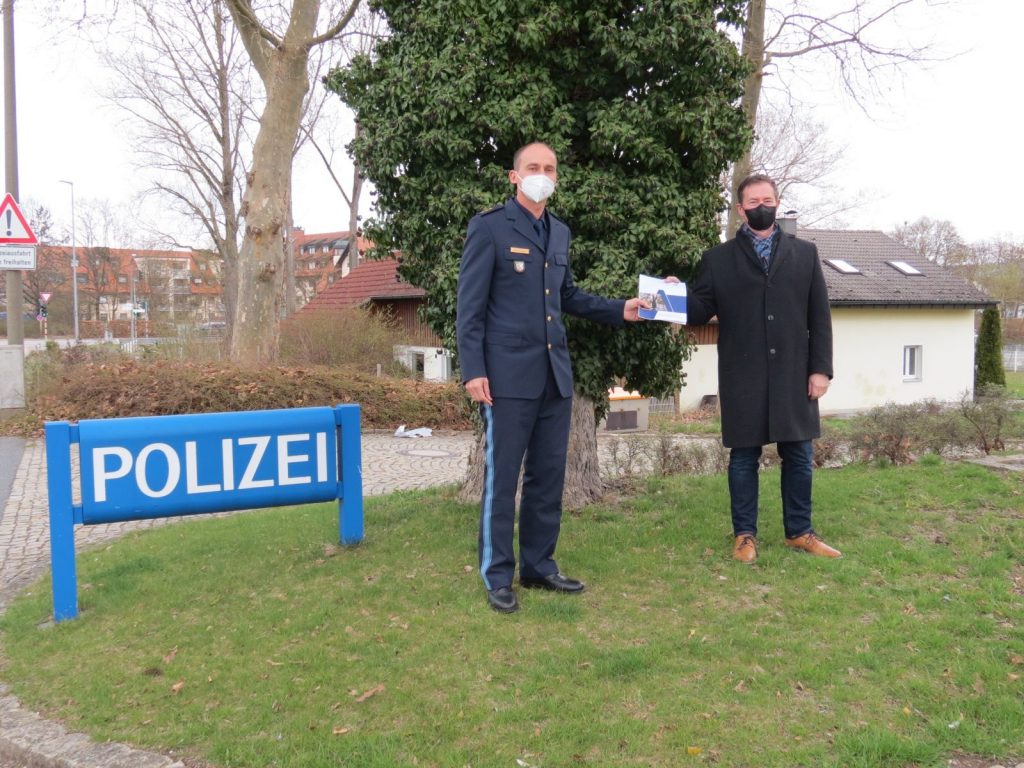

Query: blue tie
[533,217,548,252]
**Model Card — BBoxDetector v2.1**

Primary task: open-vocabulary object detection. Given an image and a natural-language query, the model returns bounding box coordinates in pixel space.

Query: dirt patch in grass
[947,754,1024,768]
[1012,566,1024,598]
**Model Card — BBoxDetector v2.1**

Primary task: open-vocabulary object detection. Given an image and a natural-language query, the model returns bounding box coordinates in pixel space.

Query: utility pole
[59,180,79,341]
[3,0,24,346]
[130,257,137,345]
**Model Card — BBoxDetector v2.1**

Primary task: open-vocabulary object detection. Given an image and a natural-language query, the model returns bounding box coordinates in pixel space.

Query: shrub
[959,384,1012,454]
[279,307,410,374]
[812,424,844,467]
[848,402,926,465]
[975,306,1006,388]
[3,356,473,437]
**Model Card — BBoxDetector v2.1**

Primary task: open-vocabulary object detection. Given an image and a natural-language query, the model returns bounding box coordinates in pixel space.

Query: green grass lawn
[1005,370,1024,399]
[2,460,1023,768]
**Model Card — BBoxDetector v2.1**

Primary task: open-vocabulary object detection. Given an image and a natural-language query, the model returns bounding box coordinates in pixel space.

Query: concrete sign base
[0,346,25,409]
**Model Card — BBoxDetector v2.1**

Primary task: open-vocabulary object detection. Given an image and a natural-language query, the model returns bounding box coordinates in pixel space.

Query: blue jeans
[727,440,814,539]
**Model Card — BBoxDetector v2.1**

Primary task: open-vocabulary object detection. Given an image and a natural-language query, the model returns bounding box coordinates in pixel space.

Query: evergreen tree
[327,1,749,504]
[976,305,1006,388]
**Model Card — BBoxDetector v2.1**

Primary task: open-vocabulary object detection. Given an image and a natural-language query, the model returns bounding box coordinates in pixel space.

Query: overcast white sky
[4,0,1023,248]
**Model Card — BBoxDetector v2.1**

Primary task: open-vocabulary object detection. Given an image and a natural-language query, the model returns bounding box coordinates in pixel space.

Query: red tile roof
[300,257,425,311]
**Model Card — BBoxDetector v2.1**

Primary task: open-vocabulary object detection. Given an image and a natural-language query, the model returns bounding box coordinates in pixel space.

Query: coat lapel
[735,232,764,273]
[547,216,569,254]
[769,231,790,276]
[505,199,544,251]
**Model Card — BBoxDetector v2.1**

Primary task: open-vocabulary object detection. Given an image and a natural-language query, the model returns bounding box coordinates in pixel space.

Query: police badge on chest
[513,260,526,273]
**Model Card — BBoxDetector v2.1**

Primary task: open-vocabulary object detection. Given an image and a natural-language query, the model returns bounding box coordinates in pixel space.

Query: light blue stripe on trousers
[479,404,496,590]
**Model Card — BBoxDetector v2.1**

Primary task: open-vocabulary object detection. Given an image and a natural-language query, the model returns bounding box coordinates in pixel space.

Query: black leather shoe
[486,586,519,613]
[520,572,585,593]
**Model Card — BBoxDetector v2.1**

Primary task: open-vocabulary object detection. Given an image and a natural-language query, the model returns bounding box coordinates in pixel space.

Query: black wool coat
[687,231,833,448]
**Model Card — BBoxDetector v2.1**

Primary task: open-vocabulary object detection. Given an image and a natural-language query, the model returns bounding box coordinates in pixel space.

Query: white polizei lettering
[221,438,235,491]
[92,446,133,503]
[237,436,273,489]
[185,441,221,494]
[135,443,181,498]
[277,433,312,486]
[316,432,328,482]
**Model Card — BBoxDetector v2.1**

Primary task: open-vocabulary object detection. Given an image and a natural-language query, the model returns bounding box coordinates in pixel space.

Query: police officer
[456,142,648,613]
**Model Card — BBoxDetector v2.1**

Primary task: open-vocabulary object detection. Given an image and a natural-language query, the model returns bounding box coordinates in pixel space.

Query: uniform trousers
[478,365,572,591]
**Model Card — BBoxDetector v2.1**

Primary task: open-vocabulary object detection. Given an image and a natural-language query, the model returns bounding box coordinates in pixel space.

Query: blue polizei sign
[80,409,341,522]
[46,405,363,622]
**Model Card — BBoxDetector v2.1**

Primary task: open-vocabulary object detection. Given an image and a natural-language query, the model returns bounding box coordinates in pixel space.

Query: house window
[903,345,922,381]
[118,275,128,284]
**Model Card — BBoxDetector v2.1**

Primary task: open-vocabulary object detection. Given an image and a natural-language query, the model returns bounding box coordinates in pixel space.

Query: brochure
[638,274,687,324]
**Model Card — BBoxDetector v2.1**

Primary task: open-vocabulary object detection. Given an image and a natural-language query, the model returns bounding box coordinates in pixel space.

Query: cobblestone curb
[0,683,183,768]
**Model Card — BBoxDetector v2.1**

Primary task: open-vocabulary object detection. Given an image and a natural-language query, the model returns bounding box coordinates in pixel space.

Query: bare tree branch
[307,0,361,48]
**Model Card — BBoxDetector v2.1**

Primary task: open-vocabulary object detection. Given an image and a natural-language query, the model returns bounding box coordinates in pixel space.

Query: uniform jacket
[687,231,833,448]
[456,198,625,399]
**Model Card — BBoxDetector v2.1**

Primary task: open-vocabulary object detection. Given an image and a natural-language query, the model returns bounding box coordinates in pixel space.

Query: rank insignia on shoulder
[513,260,526,273]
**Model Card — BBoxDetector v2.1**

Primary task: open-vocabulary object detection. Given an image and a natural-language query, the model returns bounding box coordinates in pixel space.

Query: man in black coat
[685,174,840,564]
[456,142,647,613]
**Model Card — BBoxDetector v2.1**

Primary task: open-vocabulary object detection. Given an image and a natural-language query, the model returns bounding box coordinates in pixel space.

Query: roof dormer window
[824,258,861,274]
[887,260,924,276]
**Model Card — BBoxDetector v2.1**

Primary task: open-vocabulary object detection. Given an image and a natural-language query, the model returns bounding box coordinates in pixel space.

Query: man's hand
[808,373,830,400]
[624,297,651,322]
[465,377,493,405]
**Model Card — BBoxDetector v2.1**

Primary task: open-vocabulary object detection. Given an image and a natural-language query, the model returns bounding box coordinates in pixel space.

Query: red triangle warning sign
[0,193,39,245]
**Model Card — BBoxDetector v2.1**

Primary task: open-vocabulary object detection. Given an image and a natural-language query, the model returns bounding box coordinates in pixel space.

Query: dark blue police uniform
[456,198,625,591]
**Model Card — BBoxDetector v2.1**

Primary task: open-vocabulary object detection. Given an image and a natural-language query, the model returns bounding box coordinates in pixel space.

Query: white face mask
[518,173,555,203]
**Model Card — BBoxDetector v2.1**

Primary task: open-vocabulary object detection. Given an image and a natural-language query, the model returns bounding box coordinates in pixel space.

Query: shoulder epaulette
[478,203,503,216]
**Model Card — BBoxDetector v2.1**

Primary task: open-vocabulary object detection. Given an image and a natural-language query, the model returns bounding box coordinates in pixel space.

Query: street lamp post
[58,179,79,342]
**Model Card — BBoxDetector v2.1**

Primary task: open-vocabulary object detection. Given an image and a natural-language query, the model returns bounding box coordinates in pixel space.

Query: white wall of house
[676,307,977,414]
[826,307,976,412]
[679,344,719,410]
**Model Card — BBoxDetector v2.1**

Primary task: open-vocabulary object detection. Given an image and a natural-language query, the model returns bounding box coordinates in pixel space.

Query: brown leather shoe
[785,532,842,558]
[733,534,758,564]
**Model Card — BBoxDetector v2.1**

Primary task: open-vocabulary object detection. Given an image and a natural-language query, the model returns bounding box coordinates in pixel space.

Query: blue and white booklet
[638,274,687,324]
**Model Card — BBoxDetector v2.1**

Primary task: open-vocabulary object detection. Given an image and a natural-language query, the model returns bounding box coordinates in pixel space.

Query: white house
[679,228,996,414]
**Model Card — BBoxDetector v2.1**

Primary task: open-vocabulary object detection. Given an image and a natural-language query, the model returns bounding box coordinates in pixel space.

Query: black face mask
[744,204,777,231]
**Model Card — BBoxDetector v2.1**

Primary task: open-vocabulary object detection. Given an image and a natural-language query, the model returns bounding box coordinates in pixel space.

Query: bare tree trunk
[563,394,604,508]
[727,0,766,237]
[457,394,604,512]
[346,121,364,270]
[227,8,317,362]
[284,188,297,316]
